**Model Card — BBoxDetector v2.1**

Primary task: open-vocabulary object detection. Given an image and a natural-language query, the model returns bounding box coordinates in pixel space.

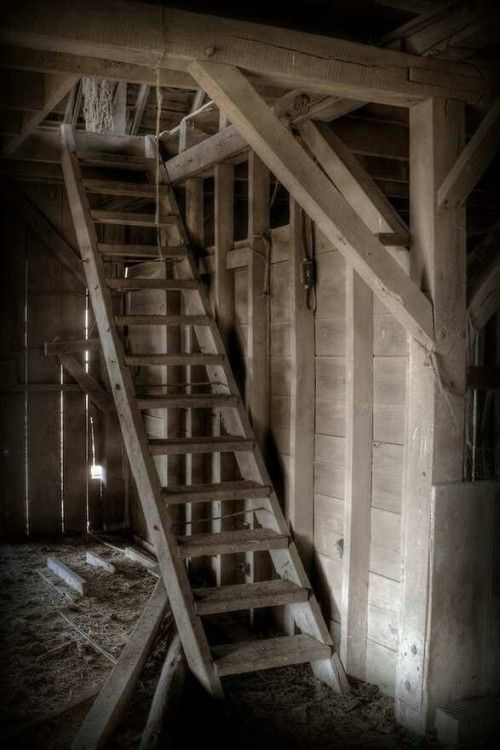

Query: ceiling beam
[189,60,434,348]
[3,72,78,157]
[438,97,500,209]
[0,0,491,106]
[0,45,195,89]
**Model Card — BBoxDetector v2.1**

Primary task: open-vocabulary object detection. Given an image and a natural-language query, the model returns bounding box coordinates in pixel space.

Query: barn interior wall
[0,189,126,538]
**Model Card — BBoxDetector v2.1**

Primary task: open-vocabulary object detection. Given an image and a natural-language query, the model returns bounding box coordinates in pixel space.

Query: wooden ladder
[60,125,348,697]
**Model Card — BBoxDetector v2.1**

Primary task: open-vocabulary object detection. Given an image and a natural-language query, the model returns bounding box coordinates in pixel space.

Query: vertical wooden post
[213,163,235,585]
[289,200,315,572]
[341,266,373,680]
[112,82,127,135]
[396,98,466,733]
[246,151,270,587]
[247,151,270,448]
[184,177,210,576]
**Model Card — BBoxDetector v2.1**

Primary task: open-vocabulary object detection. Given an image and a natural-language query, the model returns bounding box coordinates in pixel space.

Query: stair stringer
[150,138,348,692]
[61,126,223,697]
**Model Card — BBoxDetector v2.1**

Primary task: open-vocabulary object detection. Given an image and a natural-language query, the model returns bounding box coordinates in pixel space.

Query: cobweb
[81,78,114,133]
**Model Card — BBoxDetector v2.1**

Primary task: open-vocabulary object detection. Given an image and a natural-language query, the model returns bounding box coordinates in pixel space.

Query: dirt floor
[0,540,445,749]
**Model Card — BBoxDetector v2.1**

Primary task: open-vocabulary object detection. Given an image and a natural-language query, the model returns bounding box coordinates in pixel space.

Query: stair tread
[91,210,176,227]
[193,580,309,615]
[149,436,253,455]
[107,278,198,290]
[163,479,269,503]
[83,179,159,197]
[212,634,331,676]
[125,353,224,366]
[99,244,186,258]
[139,394,237,409]
[177,528,288,557]
[77,151,154,170]
[116,314,209,326]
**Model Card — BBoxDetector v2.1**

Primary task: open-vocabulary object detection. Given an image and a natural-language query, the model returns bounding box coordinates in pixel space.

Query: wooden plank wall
[312,227,407,696]
[0,186,125,538]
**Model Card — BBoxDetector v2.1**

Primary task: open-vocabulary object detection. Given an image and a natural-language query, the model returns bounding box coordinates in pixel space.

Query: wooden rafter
[438,98,500,209]
[189,60,434,348]
[0,0,491,106]
[3,71,78,157]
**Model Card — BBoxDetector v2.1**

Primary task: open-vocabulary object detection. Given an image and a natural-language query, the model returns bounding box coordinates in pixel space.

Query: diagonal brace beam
[189,60,434,348]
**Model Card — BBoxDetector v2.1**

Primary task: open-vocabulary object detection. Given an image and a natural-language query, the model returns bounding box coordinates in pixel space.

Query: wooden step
[212,634,332,676]
[138,394,237,410]
[91,210,176,228]
[107,278,198,291]
[149,436,253,455]
[125,353,224,367]
[193,580,309,615]
[163,479,270,504]
[116,314,210,327]
[77,151,154,170]
[176,528,288,558]
[83,179,159,198]
[99,244,186,259]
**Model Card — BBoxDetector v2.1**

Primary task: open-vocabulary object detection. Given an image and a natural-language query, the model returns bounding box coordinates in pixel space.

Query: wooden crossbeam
[190,61,434,348]
[438,98,500,209]
[57,354,115,417]
[3,72,78,157]
[0,45,195,89]
[0,0,490,105]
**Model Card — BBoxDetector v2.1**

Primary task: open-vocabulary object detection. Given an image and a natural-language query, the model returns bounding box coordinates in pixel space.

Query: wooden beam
[246,151,270,448]
[129,84,150,135]
[3,72,78,156]
[165,125,247,183]
[72,581,169,750]
[467,366,500,391]
[397,98,466,733]
[0,0,490,105]
[293,97,365,125]
[138,634,185,750]
[341,266,373,681]
[47,556,88,596]
[213,162,236,587]
[246,151,271,591]
[0,45,195,89]
[190,61,434,348]
[299,121,408,235]
[57,354,115,417]
[289,201,315,574]
[2,186,86,286]
[468,253,500,330]
[438,98,500,209]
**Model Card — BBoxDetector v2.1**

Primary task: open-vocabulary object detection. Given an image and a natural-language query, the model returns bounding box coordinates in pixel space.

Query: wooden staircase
[60,125,348,697]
